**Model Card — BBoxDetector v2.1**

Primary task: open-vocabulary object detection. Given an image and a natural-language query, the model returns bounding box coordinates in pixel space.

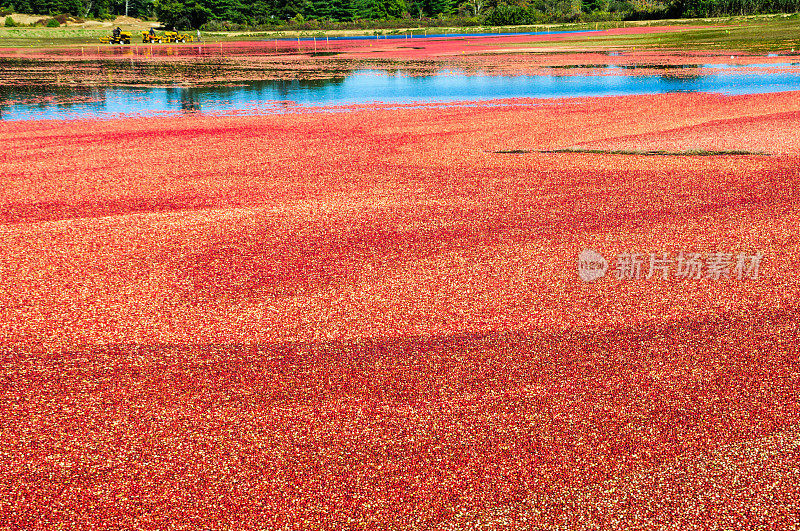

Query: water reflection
[0,84,107,115]
[1,66,798,121]
[175,87,201,113]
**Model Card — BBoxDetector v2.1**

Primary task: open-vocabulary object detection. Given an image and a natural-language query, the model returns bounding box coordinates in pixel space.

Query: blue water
[2,65,799,121]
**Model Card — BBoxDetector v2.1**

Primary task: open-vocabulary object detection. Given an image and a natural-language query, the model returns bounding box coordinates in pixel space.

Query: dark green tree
[154,0,210,27]
[352,0,382,17]
[330,0,354,19]
[425,0,454,15]
[381,0,408,17]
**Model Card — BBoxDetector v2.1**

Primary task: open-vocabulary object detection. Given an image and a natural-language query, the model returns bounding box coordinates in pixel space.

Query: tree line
[3,0,799,28]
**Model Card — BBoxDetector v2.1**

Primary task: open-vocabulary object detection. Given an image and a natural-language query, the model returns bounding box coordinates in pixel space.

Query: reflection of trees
[614,64,703,81]
[0,85,107,118]
[0,72,433,118]
[660,73,702,81]
[268,77,348,107]
[164,86,201,113]
[0,68,717,121]
[12,67,745,119]
[659,65,702,82]
[191,77,349,109]
[157,77,349,114]
[180,88,201,112]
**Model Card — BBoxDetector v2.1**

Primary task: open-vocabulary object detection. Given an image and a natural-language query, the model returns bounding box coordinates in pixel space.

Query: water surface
[2,65,799,121]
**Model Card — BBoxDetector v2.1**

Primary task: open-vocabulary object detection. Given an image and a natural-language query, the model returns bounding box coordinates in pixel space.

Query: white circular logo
[578,249,608,282]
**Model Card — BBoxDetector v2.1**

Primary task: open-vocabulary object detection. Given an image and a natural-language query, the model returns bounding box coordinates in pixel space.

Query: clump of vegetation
[4,15,14,26]
[45,17,60,26]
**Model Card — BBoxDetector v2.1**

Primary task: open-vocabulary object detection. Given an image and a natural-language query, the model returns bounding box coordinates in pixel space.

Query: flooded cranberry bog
[1,23,800,529]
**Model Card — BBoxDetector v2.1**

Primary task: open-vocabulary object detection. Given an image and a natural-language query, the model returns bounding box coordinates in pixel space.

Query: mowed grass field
[1,89,799,528]
[516,13,800,51]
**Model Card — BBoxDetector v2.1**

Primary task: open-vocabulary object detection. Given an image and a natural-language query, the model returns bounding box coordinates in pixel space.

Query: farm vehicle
[100,30,195,44]
[100,30,132,44]
[142,31,195,43]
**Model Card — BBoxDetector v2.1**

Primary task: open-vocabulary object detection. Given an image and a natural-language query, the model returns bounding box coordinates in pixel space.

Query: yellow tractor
[142,30,161,43]
[100,30,132,44]
[142,30,194,43]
